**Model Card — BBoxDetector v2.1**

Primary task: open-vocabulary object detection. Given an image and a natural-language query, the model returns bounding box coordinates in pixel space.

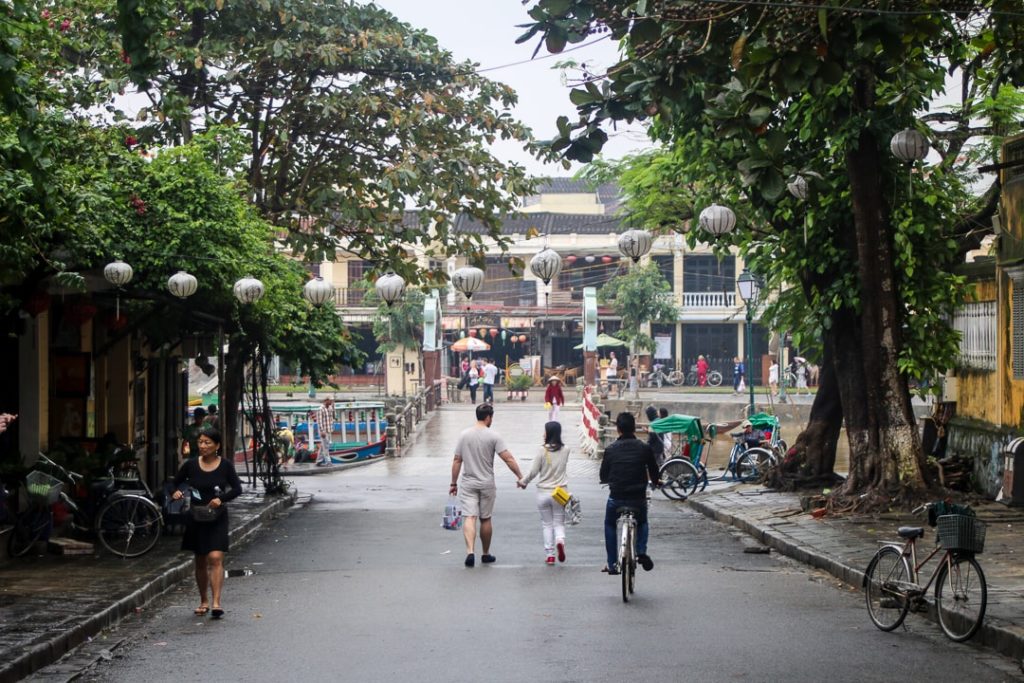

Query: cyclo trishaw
[652,413,783,500]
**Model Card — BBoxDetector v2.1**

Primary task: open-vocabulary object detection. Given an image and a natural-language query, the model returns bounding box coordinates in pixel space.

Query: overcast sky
[369,0,651,178]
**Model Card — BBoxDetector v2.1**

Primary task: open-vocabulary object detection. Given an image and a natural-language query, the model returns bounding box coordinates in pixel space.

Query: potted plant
[507,374,532,401]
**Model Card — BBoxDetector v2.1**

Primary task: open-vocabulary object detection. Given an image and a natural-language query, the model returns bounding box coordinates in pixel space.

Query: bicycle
[863,503,987,642]
[644,364,670,388]
[7,453,164,558]
[616,506,639,603]
[684,364,723,387]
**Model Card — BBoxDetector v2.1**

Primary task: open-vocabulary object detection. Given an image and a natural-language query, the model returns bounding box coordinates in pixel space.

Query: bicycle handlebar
[36,452,83,483]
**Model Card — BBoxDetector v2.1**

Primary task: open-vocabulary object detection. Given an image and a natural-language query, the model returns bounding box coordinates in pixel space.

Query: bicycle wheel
[735,447,774,482]
[685,371,697,386]
[659,458,699,500]
[708,371,723,387]
[97,495,162,558]
[618,519,633,603]
[667,371,684,386]
[864,546,911,631]
[935,554,986,642]
[8,508,51,557]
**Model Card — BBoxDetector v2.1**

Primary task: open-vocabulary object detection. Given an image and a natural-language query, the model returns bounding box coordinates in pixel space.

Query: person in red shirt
[696,355,709,387]
[544,376,565,421]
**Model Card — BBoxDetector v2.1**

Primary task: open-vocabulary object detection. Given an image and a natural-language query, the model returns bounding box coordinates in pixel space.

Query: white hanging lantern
[787,175,809,201]
[374,272,406,307]
[617,229,653,263]
[167,270,198,299]
[451,266,484,300]
[698,203,737,237]
[302,277,334,306]
[890,129,929,162]
[233,276,265,304]
[585,255,596,263]
[529,248,563,285]
[103,259,134,287]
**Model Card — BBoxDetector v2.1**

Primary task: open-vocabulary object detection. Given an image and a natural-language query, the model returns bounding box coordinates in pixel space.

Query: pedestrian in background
[182,407,206,460]
[696,354,709,387]
[659,407,672,456]
[518,421,571,565]
[482,358,498,404]
[468,362,480,404]
[204,404,219,429]
[769,360,780,397]
[733,356,745,394]
[450,404,525,567]
[644,405,665,464]
[314,397,334,466]
[795,360,810,395]
[171,427,243,619]
[544,375,565,421]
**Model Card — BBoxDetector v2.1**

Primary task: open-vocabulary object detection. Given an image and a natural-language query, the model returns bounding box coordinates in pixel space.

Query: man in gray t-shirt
[450,403,524,568]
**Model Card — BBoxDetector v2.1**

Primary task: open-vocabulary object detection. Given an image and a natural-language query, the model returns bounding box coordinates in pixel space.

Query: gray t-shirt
[455,426,508,489]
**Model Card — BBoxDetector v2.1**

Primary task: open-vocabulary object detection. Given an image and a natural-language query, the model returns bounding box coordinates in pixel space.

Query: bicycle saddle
[897,526,924,540]
[616,505,641,516]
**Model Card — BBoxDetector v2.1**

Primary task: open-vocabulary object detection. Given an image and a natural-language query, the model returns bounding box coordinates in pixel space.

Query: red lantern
[22,291,51,317]
[601,255,614,264]
[63,300,98,326]
[103,312,128,332]
[468,328,478,337]
[488,328,498,339]
[518,334,528,343]
[565,255,577,264]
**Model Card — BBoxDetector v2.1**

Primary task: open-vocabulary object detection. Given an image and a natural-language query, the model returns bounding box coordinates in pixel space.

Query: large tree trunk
[838,103,926,499]
[783,335,842,481]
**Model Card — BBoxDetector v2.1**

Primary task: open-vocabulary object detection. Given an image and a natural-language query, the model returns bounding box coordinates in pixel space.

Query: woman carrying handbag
[171,426,243,619]
[518,421,571,565]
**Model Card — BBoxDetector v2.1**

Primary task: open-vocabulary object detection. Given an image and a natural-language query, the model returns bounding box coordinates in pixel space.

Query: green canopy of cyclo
[747,413,781,432]
[649,414,704,443]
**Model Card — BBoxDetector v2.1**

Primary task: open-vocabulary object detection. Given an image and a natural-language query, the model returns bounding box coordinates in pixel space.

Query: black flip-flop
[211,608,224,619]
[481,554,496,564]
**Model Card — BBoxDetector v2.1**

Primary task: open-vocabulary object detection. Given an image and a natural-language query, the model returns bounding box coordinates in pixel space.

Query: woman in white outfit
[519,421,570,565]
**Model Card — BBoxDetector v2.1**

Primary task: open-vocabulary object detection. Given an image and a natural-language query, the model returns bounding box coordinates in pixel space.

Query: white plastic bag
[441,496,463,530]
[565,495,582,526]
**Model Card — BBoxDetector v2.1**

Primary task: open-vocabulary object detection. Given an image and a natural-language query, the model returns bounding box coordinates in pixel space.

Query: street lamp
[736,268,762,415]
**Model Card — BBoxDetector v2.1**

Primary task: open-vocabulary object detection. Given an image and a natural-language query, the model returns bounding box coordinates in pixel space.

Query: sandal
[194,605,209,616]
[211,607,224,619]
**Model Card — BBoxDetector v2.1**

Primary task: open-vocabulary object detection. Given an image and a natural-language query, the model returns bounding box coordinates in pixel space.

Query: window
[347,260,373,306]
[476,257,533,306]
[953,300,997,372]
[652,255,674,288]
[683,255,735,293]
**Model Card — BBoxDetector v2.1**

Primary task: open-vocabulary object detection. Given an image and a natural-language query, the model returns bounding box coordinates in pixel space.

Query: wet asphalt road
[79,404,1020,682]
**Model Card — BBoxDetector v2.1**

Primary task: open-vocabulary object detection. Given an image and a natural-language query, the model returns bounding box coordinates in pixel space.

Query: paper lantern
[167,270,198,299]
[233,276,265,304]
[601,255,613,264]
[698,203,737,236]
[518,334,528,343]
[787,175,809,201]
[617,229,653,263]
[890,128,929,162]
[585,255,596,263]
[478,327,487,339]
[103,259,134,287]
[468,328,478,337]
[565,255,577,264]
[103,312,128,332]
[302,276,334,306]
[529,248,562,285]
[22,291,51,317]
[460,330,466,338]
[501,330,507,342]
[374,272,406,307]
[451,266,484,300]
[488,328,498,339]
[64,300,97,326]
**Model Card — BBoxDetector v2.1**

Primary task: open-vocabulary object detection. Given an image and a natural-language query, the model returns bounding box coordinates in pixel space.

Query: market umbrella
[573,333,628,350]
[451,337,491,352]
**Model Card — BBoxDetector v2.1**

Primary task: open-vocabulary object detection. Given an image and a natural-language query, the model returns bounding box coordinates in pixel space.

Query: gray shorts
[459,486,497,519]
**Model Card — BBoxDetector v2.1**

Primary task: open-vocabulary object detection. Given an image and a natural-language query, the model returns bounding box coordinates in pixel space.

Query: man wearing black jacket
[600,412,661,575]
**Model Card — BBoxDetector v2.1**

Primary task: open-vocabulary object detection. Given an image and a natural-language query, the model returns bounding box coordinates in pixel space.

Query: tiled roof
[532,178,622,211]
[455,211,625,235]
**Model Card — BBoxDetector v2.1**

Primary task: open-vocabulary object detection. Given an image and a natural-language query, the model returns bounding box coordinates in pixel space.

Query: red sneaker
[556,542,566,563]
[545,556,555,565]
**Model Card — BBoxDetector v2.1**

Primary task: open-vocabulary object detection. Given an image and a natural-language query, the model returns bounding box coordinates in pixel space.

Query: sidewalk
[0,490,296,682]
[688,487,1024,659]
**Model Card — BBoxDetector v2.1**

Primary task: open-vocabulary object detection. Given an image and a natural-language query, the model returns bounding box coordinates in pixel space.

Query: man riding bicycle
[600,412,660,575]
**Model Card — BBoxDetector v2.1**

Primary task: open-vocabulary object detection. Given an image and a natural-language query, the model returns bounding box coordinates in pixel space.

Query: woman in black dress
[171,427,242,619]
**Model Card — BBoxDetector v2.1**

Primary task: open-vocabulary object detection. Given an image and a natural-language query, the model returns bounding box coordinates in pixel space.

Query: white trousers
[536,491,566,557]
[547,402,561,422]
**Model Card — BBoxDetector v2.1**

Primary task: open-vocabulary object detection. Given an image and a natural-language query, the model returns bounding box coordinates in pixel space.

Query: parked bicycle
[863,502,987,642]
[7,453,163,558]
[644,363,672,388]
[684,364,723,387]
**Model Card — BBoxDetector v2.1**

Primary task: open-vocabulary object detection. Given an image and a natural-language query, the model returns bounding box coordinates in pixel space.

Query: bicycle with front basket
[863,502,987,642]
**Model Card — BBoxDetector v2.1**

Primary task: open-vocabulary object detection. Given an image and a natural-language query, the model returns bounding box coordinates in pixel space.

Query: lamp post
[736,268,761,415]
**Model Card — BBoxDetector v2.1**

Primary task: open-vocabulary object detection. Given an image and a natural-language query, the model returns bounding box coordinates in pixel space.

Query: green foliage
[366,286,427,355]
[597,262,677,352]
[508,373,532,391]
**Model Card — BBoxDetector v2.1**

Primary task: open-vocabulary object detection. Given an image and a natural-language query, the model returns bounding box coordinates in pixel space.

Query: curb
[687,496,1024,662]
[0,491,296,683]
[280,457,384,476]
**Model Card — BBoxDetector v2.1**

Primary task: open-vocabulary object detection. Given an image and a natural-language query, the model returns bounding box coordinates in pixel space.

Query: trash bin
[998,437,1024,506]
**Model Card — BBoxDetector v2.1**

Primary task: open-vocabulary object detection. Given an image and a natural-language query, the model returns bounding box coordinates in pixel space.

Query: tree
[598,261,677,353]
[521,1,1024,503]
[367,287,427,355]
[95,0,543,283]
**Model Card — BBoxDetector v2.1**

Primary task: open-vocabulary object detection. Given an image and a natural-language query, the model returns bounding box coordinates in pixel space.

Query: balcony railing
[333,288,370,308]
[683,291,736,309]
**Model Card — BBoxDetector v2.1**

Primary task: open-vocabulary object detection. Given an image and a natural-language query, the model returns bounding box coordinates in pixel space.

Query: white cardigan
[520,445,570,491]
